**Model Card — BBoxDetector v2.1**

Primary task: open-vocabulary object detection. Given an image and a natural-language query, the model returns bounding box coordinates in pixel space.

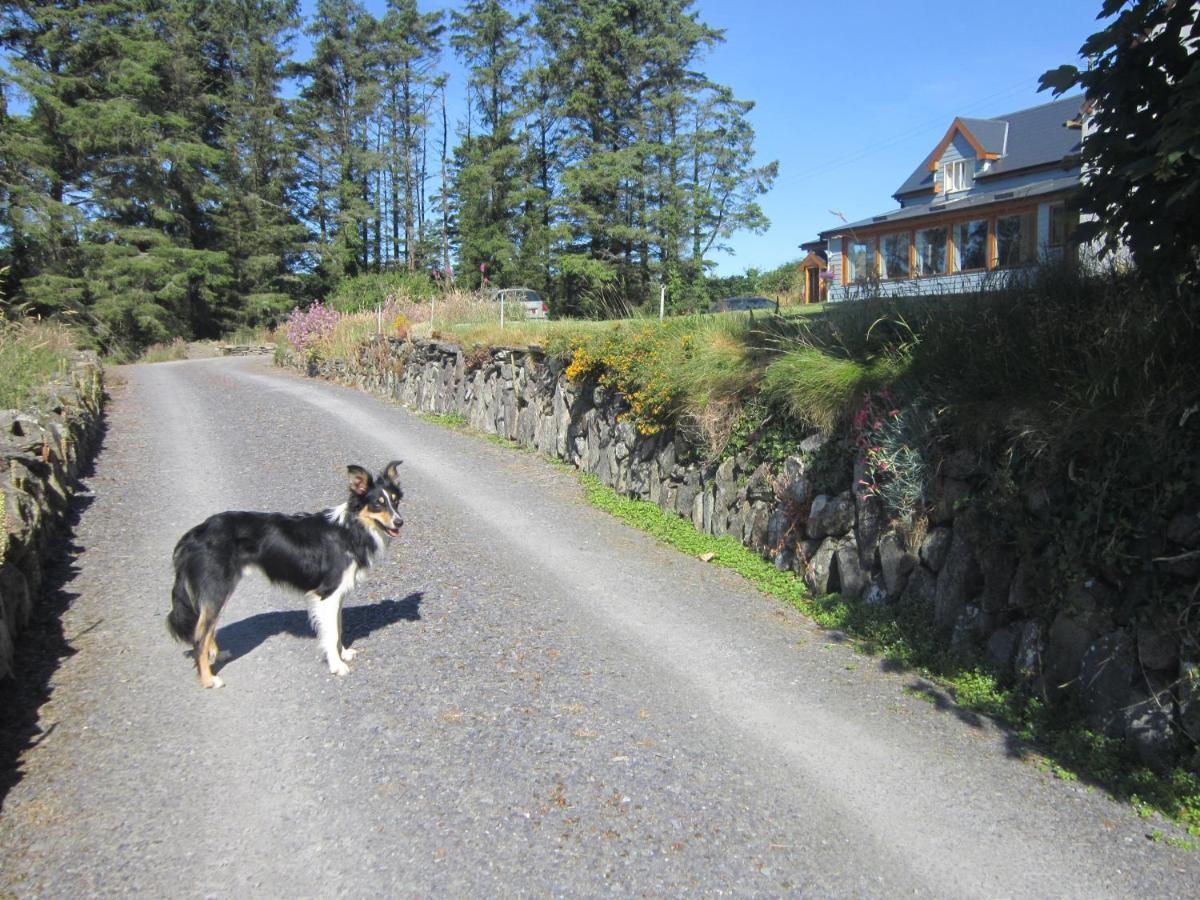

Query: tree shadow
[212,592,424,669]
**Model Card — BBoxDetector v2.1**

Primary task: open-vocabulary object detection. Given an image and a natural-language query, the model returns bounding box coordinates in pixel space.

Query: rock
[804,538,840,595]
[934,528,982,633]
[900,565,937,611]
[807,492,854,540]
[1166,510,1200,548]
[799,433,826,453]
[863,577,889,606]
[745,463,775,503]
[878,532,918,598]
[834,539,868,598]
[986,623,1023,676]
[1123,686,1178,772]
[950,605,987,656]
[1178,663,1200,750]
[1078,630,1137,737]
[919,527,952,573]
[1045,614,1102,695]
[1137,615,1179,672]
[1006,557,1037,612]
[774,548,795,572]
[747,501,771,553]
[929,476,971,525]
[853,492,886,572]
[942,448,981,480]
[1013,621,1044,684]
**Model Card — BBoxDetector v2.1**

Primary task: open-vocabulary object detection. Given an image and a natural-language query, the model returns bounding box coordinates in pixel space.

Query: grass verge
[0,319,76,409]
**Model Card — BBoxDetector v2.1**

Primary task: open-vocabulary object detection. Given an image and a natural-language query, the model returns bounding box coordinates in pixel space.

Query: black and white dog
[167,462,404,688]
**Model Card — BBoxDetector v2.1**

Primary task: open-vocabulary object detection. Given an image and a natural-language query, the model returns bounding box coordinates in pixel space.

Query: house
[809,95,1086,301]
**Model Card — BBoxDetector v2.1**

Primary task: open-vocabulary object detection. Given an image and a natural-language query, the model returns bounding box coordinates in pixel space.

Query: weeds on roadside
[0,319,74,408]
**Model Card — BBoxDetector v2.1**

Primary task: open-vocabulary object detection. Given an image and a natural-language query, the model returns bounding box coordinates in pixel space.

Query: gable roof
[894,94,1085,199]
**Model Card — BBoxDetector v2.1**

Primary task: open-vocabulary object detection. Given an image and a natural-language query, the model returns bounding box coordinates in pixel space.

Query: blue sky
[309,0,1106,274]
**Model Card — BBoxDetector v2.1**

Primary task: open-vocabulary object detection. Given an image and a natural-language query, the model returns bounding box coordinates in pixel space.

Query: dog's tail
[166,549,200,644]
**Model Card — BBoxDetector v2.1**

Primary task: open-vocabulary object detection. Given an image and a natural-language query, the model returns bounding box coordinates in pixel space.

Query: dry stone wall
[294,336,1200,770]
[0,354,104,679]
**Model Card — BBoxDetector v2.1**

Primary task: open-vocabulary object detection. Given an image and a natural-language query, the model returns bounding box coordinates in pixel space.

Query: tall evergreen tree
[294,0,379,287]
[377,0,443,273]
[203,0,308,329]
[450,0,529,289]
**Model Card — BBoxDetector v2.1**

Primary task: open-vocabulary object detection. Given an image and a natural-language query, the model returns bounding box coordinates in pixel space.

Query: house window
[997,212,1034,267]
[955,219,988,271]
[880,233,910,279]
[846,239,875,283]
[943,159,972,193]
[1048,203,1070,248]
[915,227,948,276]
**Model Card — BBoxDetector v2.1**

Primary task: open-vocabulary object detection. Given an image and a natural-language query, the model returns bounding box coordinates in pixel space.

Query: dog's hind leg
[194,607,224,689]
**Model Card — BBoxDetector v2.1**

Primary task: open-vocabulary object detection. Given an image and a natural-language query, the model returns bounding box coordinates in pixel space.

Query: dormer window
[943,159,972,193]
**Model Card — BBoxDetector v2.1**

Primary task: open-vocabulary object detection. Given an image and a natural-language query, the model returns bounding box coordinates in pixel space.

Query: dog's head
[347,461,404,539]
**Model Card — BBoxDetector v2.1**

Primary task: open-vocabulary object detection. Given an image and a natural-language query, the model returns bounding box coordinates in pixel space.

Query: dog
[167,462,404,688]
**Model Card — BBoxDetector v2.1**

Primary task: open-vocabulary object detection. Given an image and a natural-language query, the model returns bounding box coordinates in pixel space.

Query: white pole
[500,293,505,331]
[376,304,382,334]
[659,285,666,321]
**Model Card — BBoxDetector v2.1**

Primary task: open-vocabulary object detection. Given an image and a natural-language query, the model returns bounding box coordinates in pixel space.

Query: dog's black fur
[167,462,404,688]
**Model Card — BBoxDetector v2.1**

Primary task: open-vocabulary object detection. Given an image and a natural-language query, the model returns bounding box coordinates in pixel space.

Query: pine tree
[203,0,309,330]
[450,0,529,290]
[294,0,379,287]
[377,0,444,273]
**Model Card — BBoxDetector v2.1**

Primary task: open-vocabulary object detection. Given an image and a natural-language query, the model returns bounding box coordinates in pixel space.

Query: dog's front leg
[309,593,351,677]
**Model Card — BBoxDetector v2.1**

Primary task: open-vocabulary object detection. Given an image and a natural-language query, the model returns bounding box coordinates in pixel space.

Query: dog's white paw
[340,647,358,662]
[204,675,225,689]
[329,660,350,677]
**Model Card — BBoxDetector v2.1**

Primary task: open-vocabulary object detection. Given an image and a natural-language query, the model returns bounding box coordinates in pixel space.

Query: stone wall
[0,354,104,679]
[294,336,1200,770]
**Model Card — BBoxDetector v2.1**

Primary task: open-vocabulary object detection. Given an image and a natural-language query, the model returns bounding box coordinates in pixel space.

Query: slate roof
[825,174,1079,236]
[892,95,1085,199]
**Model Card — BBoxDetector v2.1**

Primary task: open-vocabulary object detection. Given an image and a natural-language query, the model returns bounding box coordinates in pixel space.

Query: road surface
[1,355,1197,897]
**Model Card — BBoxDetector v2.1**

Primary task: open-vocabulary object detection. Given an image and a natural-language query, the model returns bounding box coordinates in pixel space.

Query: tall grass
[0,319,76,409]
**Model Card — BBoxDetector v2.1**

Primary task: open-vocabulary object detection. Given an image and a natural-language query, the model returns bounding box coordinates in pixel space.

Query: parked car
[707,295,779,314]
[489,287,549,320]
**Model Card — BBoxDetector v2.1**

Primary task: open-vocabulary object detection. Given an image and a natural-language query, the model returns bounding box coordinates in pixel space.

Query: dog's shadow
[212,592,424,669]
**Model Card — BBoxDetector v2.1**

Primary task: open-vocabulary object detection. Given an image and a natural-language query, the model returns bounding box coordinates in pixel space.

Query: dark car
[708,295,779,314]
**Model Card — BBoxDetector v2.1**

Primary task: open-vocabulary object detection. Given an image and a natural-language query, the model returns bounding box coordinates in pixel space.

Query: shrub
[284,302,341,355]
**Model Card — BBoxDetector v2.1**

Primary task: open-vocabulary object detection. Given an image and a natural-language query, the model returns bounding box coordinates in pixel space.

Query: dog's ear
[381,460,403,486]
[347,465,373,495]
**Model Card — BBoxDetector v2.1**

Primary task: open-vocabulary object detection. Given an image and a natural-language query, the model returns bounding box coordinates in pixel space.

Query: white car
[490,287,549,320]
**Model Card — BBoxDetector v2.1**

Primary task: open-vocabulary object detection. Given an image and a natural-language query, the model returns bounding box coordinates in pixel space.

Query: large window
[880,233,909,279]
[997,212,1034,267]
[846,239,875,283]
[915,227,948,276]
[955,219,989,271]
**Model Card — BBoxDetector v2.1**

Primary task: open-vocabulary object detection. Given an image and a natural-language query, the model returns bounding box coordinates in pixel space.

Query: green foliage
[1040,0,1200,282]
[327,271,442,313]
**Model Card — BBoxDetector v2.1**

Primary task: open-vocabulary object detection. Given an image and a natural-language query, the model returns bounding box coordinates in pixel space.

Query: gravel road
[1,355,1197,898]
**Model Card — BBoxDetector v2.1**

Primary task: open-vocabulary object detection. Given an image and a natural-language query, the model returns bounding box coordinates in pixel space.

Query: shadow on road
[0,481,98,814]
[214,592,424,666]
